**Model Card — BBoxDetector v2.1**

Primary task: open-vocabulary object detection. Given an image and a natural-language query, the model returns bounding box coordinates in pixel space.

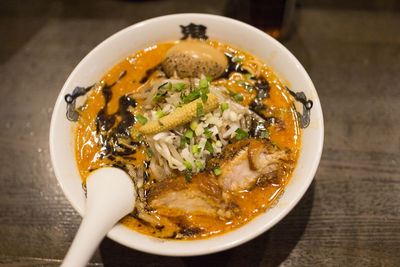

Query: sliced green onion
[280,108,286,114]
[233,93,243,102]
[199,78,209,89]
[185,171,191,182]
[213,166,222,176]
[205,140,214,153]
[156,109,165,118]
[271,142,280,149]
[180,137,188,148]
[182,88,201,104]
[204,128,213,138]
[192,144,201,154]
[152,94,162,101]
[146,148,152,158]
[221,103,229,112]
[190,121,197,131]
[200,86,210,103]
[206,76,213,82]
[201,91,208,103]
[235,128,248,140]
[226,88,235,95]
[233,56,243,63]
[185,128,194,139]
[174,83,187,91]
[260,131,270,139]
[245,73,253,80]
[136,114,148,125]
[195,161,204,169]
[183,161,192,171]
[237,80,246,85]
[202,86,210,94]
[197,102,204,117]
[226,88,243,102]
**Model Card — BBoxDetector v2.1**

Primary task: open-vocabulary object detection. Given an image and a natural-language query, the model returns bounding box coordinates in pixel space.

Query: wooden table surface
[1,0,399,266]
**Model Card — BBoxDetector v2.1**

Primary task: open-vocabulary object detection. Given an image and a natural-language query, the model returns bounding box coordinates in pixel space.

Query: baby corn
[138,93,219,135]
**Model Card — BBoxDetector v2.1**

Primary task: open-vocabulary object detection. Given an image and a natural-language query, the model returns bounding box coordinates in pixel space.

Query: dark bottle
[225,0,296,40]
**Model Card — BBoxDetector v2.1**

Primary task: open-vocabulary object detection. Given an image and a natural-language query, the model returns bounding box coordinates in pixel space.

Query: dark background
[0,0,399,266]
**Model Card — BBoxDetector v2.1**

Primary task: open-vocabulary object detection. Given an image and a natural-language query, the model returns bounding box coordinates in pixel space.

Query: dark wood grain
[0,0,399,266]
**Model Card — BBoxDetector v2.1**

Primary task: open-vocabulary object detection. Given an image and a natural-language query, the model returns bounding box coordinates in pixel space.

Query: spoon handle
[61,209,114,267]
[61,168,135,267]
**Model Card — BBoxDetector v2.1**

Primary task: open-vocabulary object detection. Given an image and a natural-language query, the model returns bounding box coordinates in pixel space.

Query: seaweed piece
[220,53,249,78]
[65,70,127,122]
[139,64,161,84]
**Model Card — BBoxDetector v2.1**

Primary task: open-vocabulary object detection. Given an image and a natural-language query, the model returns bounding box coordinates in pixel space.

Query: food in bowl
[65,26,313,240]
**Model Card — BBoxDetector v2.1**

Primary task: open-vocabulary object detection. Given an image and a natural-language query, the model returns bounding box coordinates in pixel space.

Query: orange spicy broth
[75,40,300,239]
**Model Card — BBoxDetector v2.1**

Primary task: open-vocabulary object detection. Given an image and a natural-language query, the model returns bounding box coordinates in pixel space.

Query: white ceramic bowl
[50,13,323,256]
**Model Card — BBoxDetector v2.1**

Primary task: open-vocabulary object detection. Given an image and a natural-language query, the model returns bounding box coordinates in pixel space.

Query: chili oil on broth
[75,40,300,240]
[75,43,174,181]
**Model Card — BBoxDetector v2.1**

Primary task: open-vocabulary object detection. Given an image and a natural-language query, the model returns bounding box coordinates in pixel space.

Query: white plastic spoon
[61,167,136,267]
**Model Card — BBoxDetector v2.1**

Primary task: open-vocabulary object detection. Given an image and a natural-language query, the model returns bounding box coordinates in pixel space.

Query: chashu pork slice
[147,173,233,219]
[207,139,288,192]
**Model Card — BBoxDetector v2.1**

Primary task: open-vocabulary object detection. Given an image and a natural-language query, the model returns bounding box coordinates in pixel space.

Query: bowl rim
[50,13,324,256]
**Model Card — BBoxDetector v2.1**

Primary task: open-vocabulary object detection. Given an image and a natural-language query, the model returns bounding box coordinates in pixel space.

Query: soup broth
[75,40,300,239]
